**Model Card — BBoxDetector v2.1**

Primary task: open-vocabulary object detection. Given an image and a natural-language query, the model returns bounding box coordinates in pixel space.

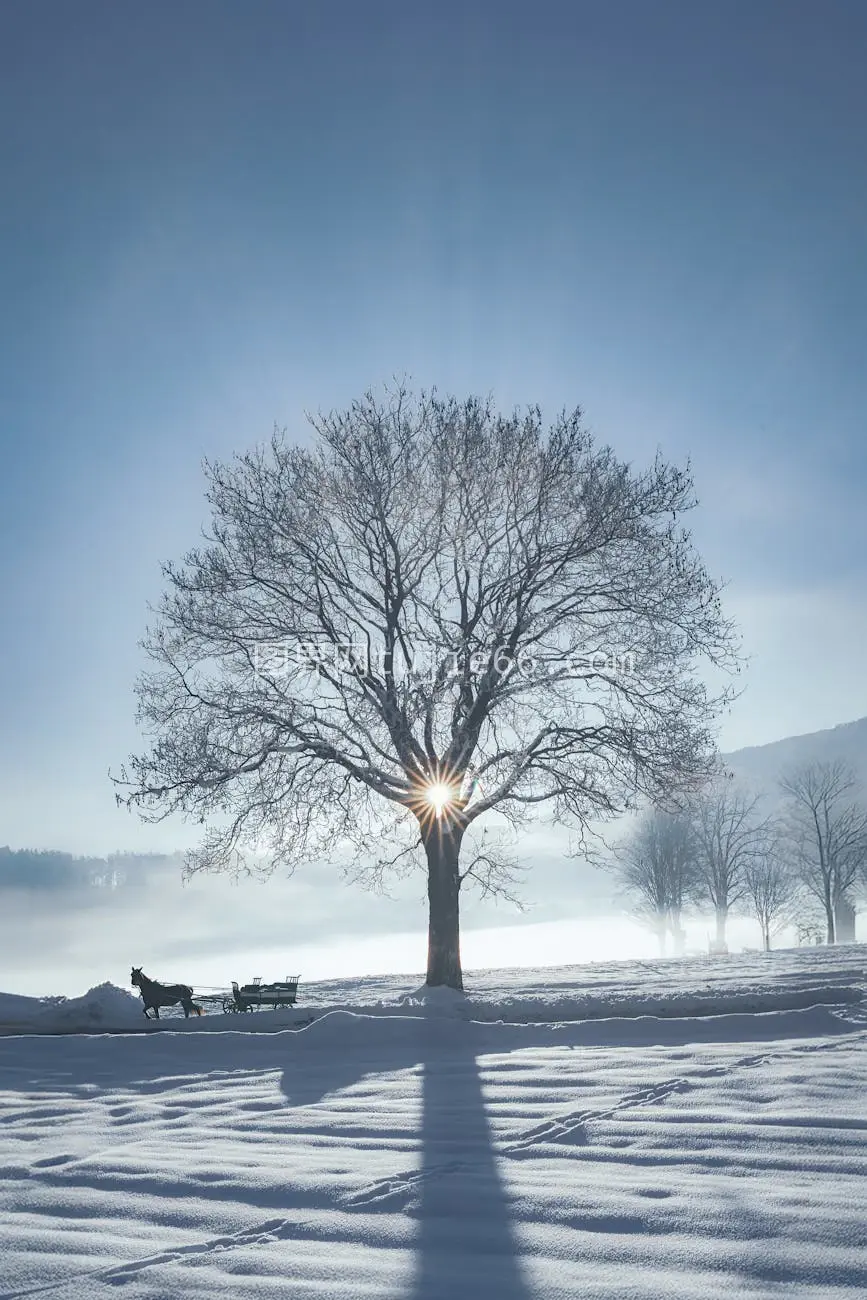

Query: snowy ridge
[1,947,865,1034]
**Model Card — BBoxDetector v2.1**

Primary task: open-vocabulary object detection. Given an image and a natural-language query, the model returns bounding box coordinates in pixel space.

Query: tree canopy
[116,387,740,986]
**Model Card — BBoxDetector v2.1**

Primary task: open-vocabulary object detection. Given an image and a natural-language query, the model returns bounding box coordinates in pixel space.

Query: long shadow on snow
[408,1036,531,1300]
[2,1023,533,1300]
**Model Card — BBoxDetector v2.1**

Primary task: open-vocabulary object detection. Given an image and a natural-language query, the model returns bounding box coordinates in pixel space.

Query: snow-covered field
[1,947,866,1298]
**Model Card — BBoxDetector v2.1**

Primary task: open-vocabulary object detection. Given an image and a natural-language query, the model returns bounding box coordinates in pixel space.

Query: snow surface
[1,947,866,1297]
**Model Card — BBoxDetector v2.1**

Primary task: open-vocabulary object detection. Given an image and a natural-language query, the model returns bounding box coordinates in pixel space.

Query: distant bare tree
[793,910,825,947]
[779,760,867,944]
[612,808,698,956]
[115,386,739,989]
[688,779,768,950]
[743,837,796,951]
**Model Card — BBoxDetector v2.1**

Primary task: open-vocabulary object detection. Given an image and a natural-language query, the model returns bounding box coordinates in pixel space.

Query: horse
[130,967,202,1019]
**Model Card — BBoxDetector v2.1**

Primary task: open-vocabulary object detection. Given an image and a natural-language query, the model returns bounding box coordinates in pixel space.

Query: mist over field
[4,717,867,996]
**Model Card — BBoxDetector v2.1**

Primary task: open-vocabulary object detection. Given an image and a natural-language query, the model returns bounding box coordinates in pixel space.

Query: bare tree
[743,837,796,951]
[611,808,698,956]
[688,779,768,951]
[779,760,867,944]
[793,909,826,947]
[115,387,739,989]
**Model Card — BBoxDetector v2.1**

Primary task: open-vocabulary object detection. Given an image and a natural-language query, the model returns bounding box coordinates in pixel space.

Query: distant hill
[723,716,867,802]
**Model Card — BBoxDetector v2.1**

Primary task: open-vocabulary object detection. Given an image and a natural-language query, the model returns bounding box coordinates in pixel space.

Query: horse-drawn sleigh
[224,976,300,1013]
[130,968,301,1019]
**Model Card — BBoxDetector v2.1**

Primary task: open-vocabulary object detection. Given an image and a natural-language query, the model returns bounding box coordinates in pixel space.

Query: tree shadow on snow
[277,1018,531,1295]
[1,1017,533,1298]
[408,1037,531,1300]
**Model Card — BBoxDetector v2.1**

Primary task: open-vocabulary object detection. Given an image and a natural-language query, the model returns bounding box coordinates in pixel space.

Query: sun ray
[406,762,466,829]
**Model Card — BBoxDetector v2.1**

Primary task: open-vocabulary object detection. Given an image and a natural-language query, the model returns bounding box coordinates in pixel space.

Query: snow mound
[0,990,51,1026]
[33,983,145,1033]
[396,983,470,1016]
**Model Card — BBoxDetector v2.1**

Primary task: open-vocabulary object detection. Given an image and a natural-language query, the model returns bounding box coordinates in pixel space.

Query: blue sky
[2,0,866,857]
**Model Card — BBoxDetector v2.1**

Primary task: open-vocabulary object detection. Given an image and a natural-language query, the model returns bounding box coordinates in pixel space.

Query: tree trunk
[762,922,771,952]
[424,822,464,990]
[670,914,686,957]
[656,916,667,958]
[714,908,728,950]
[825,896,836,945]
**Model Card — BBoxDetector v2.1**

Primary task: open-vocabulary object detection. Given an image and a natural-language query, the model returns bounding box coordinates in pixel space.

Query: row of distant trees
[609,759,867,953]
[0,848,177,891]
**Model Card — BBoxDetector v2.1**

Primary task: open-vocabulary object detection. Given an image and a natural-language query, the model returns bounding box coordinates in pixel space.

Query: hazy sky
[2,0,867,860]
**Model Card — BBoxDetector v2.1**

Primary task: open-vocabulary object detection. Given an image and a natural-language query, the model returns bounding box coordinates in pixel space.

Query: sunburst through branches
[407,764,469,830]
